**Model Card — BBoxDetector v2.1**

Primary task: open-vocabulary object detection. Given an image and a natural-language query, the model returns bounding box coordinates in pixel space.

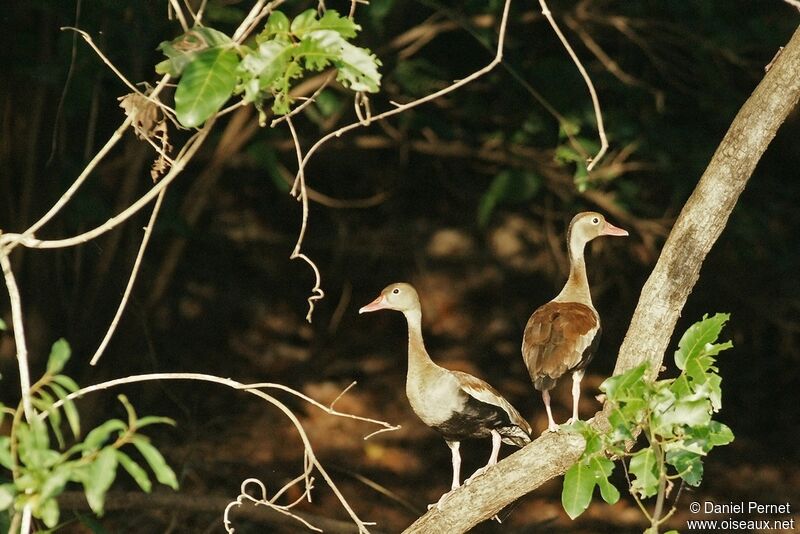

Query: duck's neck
[554,232,593,305]
[402,309,437,378]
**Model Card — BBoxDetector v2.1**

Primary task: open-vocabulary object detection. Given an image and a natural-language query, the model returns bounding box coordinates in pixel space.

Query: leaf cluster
[0,341,178,529]
[156,10,382,127]
[561,314,735,524]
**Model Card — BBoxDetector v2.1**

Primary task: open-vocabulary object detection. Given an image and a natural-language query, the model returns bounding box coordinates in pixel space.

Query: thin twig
[539,0,608,171]
[285,116,325,322]
[38,372,387,533]
[168,0,190,32]
[61,28,177,118]
[0,255,34,422]
[89,187,168,366]
[285,0,513,322]
[0,122,214,250]
[243,381,401,438]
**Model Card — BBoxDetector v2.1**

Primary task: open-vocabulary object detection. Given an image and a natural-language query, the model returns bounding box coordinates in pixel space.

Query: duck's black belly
[431,395,512,442]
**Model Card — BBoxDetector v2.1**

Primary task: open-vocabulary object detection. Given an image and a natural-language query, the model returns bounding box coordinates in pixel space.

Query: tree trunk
[403,23,800,534]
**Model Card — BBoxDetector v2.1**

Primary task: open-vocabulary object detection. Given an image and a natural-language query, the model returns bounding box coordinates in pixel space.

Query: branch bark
[403,23,800,534]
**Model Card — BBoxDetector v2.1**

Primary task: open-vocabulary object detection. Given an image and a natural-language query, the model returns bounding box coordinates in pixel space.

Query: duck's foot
[464,466,489,486]
[428,488,456,510]
[566,417,581,425]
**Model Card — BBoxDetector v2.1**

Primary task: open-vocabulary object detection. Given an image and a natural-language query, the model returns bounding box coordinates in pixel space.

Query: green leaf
[83,419,127,453]
[707,421,734,447]
[116,450,152,493]
[38,497,60,528]
[0,437,11,469]
[238,40,294,97]
[49,382,80,439]
[174,47,239,128]
[674,313,731,370]
[600,363,648,400]
[629,449,659,498]
[83,448,118,515]
[33,390,64,449]
[156,26,232,77]
[334,39,382,92]
[135,416,176,429]
[589,456,619,504]
[562,463,594,519]
[131,436,179,490]
[46,338,71,374]
[666,449,704,486]
[257,11,291,43]
[0,485,13,511]
[117,394,137,428]
[40,465,71,501]
[290,9,320,37]
[477,170,541,227]
[317,10,361,38]
[52,374,80,393]
[0,318,6,330]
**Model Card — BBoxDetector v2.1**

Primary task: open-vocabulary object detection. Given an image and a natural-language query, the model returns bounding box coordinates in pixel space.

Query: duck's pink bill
[359,295,386,314]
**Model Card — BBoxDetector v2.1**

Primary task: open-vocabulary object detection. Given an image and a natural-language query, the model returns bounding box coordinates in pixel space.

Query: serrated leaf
[335,39,382,92]
[83,448,118,515]
[174,47,239,128]
[131,436,179,490]
[674,313,730,370]
[257,11,291,43]
[239,40,294,96]
[561,463,594,519]
[629,448,659,498]
[46,338,71,374]
[666,449,704,486]
[83,419,126,453]
[290,9,320,36]
[707,421,734,447]
[116,450,152,493]
[317,10,360,38]
[156,26,232,77]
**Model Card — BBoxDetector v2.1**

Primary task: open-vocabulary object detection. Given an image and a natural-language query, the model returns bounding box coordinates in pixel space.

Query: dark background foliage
[1,1,798,532]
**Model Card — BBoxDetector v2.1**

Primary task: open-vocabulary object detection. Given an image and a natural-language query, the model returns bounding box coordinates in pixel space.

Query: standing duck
[522,212,628,432]
[360,283,531,506]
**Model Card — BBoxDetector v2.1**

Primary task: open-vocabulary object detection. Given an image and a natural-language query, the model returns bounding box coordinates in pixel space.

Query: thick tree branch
[403,24,800,533]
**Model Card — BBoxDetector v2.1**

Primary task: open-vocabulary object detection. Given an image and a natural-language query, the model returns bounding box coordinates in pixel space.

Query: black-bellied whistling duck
[360,283,531,506]
[522,212,628,432]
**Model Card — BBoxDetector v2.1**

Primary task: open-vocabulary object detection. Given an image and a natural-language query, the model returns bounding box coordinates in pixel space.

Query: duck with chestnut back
[522,212,628,432]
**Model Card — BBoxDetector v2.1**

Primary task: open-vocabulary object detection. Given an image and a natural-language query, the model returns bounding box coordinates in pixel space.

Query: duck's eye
[392,288,400,294]
[592,217,600,224]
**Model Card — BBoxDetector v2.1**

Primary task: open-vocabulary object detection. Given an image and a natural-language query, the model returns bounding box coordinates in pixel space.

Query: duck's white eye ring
[592,217,600,224]
[392,288,400,294]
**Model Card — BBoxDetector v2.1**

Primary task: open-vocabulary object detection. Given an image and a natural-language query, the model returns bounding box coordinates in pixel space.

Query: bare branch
[0,255,34,422]
[539,0,608,171]
[38,372,395,533]
[89,187,167,366]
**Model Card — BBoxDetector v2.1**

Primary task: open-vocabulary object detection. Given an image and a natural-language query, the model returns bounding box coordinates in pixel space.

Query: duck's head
[359,282,420,314]
[569,211,629,246]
